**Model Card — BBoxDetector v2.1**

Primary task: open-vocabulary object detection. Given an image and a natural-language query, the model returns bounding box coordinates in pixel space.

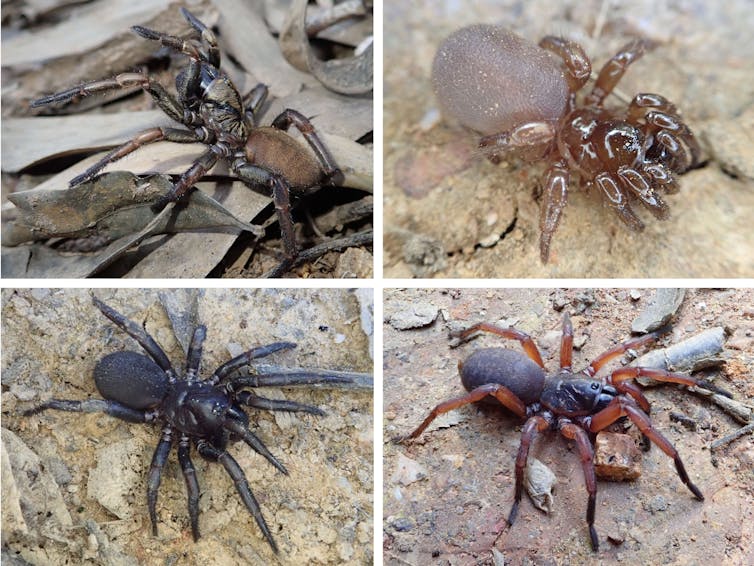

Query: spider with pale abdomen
[432,25,701,261]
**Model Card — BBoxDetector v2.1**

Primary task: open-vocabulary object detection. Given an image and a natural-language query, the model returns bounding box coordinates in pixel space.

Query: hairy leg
[147,427,173,536]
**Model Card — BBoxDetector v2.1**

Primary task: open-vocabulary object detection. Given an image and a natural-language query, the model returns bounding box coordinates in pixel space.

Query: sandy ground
[383,0,754,278]
[383,288,754,565]
[2,289,373,565]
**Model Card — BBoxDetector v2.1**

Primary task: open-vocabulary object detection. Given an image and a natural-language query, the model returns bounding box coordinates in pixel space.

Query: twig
[261,229,372,278]
[689,386,753,424]
[635,327,726,376]
[710,422,754,451]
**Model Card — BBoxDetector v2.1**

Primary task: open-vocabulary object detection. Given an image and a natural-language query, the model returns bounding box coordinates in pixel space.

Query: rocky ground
[2,288,374,565]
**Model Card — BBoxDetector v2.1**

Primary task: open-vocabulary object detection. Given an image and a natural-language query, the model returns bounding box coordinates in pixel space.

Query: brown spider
[396,314,732,551]
[432,25,701,261]
[30,8,342,278]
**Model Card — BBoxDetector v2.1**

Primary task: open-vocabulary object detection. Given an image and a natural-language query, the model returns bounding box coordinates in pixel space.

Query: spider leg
[209,342,297,384]
[584,330,664,377]
[22,398,154,422]
[594,172,644,231]
[244,84,269,126]
[538,36,591,91]
[507,415,549,527]
[559,312,574,371]
[396,384,527,443]
[628,93,679,120]
[186,325,207,383]
[270,109,342,184]
[478,121,556,163]
[586,39,650,106]
[643,162,679,194]
[92,297,174,375]
[178,434,201,541]
[236,391,326,416]
[644,111,700,171]
[150,144,226,211]
[560,421,599,550]
[231,164,299,278]
[609,367,732,398]
[222,419,288,475]
[147,427,173,536]
[132,24,206,65]
[539,160,570,263]
[179,8,220,67]
[196,440,279,553]
[616,165,670,220]
[613,380,652,412]
[590,398,704,500]
[628,93,701,170]
[30,72,184,123]
[228,372,353,389]
[68,127,202,187]
[451,322,545,368]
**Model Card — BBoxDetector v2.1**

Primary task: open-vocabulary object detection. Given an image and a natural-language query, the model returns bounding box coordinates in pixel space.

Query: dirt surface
[2,288,373,565]
[383,0,754,278]
[383,288,754,565]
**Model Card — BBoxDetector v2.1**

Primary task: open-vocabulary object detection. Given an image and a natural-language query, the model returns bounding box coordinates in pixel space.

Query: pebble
[390,517,414,532]
[647,494,668,513]
[387,302,439,330]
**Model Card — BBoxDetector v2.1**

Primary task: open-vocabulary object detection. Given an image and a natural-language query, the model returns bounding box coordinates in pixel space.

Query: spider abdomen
[459,348,545,405]
[94,352,168,409]
[432,25,569,136]
[245,127,323,190]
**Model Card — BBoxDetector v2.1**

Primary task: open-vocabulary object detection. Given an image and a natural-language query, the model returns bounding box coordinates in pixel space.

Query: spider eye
[590,382,599,390]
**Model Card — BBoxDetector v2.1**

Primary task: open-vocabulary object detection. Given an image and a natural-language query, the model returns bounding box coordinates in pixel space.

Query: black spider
[23,296,352,553]
[30,8,343,278]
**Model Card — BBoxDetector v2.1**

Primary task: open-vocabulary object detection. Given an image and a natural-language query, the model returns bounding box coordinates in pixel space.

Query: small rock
[694,407,713,430]
[87,438,145,519]
[386,301,439,330]
[631,288,685,333]
[538,330,562,352]
[646,494,668,513]
[552,291,569,311]
[391,452,427,486]
[573,333,589,350]
[594,432,642,480]
[390,517,414,532]
[607,527,627,545]
[629,289,642,301]
[479,233,500,247]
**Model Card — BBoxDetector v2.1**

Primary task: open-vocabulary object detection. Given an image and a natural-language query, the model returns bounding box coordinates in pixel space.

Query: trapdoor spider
[432,26,701,261]
[396,314,731,550]
[31,8,342,277]
[24,296,352,553]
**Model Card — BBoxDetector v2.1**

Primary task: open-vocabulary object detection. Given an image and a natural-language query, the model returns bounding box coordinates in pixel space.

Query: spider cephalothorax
[432,25,701,261]
[24,296,353,553]
[30,8,343,277]
[397,314,731,550]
